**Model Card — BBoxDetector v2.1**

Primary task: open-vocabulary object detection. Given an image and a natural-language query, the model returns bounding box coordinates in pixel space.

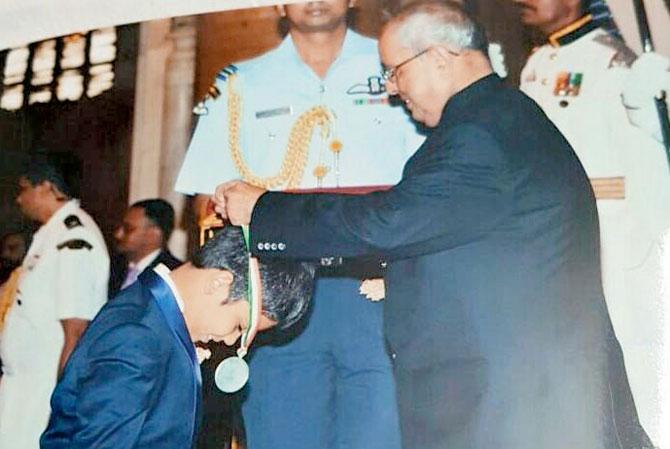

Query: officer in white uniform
[515,0,670,441]
[0,160,109,449]
[176,2,424,448]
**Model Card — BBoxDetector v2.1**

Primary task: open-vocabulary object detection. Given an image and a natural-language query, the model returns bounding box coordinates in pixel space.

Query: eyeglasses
[381,47,460,82]
[381,49,431,82]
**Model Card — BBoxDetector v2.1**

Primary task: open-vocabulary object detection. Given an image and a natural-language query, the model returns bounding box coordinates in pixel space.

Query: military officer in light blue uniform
[175,1,424,448]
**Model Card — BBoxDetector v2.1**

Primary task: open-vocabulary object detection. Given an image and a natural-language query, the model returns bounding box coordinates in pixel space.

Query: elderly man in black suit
[109,199,182,297]
[213,1,651,448]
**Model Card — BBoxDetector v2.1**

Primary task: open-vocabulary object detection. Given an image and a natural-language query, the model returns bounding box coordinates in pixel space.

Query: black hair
[191,226,316,330]
[21,152,81,199]
[131,199,176,243]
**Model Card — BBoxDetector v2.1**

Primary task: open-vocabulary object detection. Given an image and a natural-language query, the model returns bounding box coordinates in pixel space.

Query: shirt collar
[131,248,161,273]
[547,14,598,47]
[154,263,185,312]
[278,29,364,78]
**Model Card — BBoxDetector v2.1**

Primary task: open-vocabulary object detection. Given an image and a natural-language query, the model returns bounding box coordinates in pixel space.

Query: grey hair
[389,1,489,54]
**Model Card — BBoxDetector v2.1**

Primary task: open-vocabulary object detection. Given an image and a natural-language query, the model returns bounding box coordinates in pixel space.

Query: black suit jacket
[109,250,182,298]
[249,75,651,449]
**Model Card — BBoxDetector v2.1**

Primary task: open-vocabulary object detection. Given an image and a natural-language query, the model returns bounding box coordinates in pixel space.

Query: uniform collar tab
[548,14,597,48]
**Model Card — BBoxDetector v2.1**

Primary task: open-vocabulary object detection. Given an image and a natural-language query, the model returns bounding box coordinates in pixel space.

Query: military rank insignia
[553,71,583,96]
[346,76,386,96]
[64,215,83,229]
[192,64,238,116]
[57,239,93,251]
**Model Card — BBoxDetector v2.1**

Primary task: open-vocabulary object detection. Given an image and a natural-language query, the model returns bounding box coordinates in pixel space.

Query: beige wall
[608,0,670,56]
[195,7,283,101]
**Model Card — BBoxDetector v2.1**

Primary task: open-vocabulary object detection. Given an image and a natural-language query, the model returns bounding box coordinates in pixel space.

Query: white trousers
[0,371,55,449]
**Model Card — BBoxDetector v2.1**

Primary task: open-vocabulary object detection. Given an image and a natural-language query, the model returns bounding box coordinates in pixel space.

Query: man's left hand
[212,180,266,226]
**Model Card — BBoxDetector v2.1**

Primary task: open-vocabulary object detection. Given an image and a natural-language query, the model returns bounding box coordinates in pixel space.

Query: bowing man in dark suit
[109,198,182,297]
[41,226,315,449]
[214,2,651,448]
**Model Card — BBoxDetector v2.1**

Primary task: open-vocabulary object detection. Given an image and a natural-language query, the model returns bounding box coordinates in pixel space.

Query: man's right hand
[212,180,266,226]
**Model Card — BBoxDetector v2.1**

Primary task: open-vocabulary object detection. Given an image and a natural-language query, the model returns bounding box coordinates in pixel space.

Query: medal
[214,356,250,393]
[568,72,582,96]
[553,71,583,97]
[352,98,389,106]
[553,71,570,96]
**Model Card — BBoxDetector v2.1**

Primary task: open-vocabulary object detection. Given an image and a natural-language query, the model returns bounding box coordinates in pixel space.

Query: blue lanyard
[144,270,202,386]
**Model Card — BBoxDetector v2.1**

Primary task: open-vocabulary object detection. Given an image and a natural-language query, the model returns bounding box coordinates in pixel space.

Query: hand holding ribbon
[214,225,262,393]
[212,180,266,226]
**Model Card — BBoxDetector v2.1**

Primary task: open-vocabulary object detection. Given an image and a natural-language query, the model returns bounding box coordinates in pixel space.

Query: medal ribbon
[213,225,261,393]
[238,224,261,358]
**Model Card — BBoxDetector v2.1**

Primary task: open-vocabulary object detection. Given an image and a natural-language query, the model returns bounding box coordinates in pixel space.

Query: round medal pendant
[214,356,250,393]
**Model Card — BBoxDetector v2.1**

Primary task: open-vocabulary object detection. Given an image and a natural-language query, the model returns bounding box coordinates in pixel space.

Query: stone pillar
[159,16,197,259]
[129,19,171,204]
[607,0,669,56]
[129,16,196,260]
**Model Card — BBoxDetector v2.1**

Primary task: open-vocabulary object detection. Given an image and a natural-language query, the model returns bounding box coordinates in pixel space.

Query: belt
[317,257,386,279]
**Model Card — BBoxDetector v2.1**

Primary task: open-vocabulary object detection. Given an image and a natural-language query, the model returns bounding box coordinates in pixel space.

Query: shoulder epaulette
[593,34,636,68]
[192,64,239,116]
[64,215,83,229]
[215,64,238,82]
[57,239,93,251]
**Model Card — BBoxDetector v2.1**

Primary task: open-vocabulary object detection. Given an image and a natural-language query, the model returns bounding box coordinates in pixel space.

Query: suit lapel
[141,270,201,382]
[140,270,202,442]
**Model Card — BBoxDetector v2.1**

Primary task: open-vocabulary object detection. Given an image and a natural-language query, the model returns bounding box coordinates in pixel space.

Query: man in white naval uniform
[175,1,423,448]
[514,0,670,441]
[0,157,110,449]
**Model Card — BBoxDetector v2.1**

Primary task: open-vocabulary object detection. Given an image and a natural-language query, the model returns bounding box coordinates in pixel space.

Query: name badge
[255,106,292,119]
